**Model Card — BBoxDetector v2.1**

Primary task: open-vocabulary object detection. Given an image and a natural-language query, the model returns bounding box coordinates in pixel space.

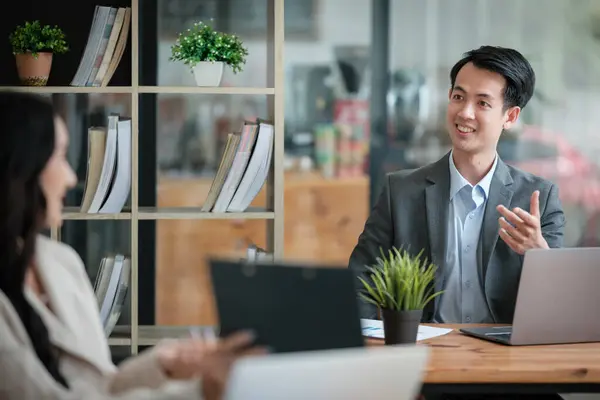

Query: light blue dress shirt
[435,151,498,323]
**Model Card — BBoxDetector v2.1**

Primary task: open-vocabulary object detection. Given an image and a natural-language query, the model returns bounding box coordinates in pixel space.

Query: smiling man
[349,46,566,326]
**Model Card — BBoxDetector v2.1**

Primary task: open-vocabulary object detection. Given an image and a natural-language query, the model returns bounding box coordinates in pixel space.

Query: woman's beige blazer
[0,235,201,399]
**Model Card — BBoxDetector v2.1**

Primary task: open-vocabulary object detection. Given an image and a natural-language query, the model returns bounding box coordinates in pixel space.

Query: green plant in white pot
[358,247,443,345]
[169,21,248,87]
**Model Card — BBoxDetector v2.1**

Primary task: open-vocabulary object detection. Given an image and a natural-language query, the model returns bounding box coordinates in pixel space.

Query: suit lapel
[425,153,451,293]
[479,158,514,281]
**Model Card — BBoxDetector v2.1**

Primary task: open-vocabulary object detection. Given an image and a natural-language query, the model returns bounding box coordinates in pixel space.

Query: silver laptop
[460,247,600,345]
[224,345,429,400]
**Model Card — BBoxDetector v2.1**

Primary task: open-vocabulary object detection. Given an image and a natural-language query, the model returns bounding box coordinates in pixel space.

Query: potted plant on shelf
[9,20,69,86]
[358,247,443,345]
[169,21,248,87]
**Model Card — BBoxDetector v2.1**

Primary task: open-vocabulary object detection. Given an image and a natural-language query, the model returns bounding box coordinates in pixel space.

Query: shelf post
[266,0,285,260]
[130,0,140,355]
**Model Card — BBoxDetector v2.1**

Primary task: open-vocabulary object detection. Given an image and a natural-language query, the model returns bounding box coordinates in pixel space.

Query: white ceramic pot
[192,61,224,86]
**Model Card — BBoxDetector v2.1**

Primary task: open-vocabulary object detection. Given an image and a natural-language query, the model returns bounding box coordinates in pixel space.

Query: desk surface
[368,324,600,385]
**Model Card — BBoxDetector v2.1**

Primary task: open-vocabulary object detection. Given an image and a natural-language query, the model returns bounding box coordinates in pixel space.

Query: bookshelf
[0,0,284,354]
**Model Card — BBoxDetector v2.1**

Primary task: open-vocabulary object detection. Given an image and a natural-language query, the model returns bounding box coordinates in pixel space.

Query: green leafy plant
[358,247,443,311]
[9,20,69,58]
[169,22,248,73]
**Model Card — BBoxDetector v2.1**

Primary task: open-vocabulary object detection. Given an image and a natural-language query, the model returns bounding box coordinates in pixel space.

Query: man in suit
[349,45,565,325]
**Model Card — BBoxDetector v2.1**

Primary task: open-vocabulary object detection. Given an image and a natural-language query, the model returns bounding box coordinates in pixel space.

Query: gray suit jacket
[349,152,565,324]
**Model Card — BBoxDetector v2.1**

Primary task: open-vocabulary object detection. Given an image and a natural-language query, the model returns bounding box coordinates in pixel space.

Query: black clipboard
[209,259,365,353]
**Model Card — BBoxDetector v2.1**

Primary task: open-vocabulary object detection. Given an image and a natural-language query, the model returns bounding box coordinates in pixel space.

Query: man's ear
[448,87,453,100]
[503,106,521,130]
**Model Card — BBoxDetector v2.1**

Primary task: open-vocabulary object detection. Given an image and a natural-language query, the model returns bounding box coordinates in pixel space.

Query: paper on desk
[360,318,453,341]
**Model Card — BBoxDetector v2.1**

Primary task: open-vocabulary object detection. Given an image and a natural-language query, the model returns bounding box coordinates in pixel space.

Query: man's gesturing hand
[497,190,549,255]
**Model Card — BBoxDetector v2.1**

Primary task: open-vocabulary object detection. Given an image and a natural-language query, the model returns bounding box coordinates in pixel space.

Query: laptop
[209,259,365,353]
[224,344,429,400]
[460,247,600,345]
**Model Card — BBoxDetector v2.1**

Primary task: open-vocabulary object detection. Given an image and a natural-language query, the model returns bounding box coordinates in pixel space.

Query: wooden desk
[369,324,600,394]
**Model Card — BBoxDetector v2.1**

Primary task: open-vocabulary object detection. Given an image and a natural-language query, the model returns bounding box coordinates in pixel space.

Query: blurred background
[58,0,600,328]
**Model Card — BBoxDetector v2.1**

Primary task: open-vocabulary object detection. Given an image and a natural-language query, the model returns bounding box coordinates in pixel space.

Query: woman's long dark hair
[0,92,69,387]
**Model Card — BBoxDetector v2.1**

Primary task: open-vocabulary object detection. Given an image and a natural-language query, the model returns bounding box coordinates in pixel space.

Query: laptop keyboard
[488,332,511,341]
[484,327,512,341]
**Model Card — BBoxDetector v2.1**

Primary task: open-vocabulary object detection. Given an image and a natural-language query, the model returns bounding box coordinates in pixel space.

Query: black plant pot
[381,308,423,345]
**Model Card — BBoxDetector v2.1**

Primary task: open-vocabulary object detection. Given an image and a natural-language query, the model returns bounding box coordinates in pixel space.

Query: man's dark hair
[450,45,536,110]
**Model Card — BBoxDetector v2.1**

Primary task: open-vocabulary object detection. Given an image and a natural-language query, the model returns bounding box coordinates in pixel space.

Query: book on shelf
[92,253,130,337]
[201,119,274,213]
[70,5,131,87]
[80,113,132,214]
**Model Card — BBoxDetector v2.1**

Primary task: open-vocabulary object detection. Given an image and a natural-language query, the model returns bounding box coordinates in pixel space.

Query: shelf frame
[0,86,134,93]
[61,207,275,220]
[36,0,286,355]
[0,86,274,95]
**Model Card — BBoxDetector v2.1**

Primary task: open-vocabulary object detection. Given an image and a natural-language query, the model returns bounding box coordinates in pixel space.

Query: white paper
[360,318,453,341]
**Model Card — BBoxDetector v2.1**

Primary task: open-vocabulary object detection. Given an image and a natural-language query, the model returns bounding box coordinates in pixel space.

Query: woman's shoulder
[35,234,86,277]
[36,234,81,258]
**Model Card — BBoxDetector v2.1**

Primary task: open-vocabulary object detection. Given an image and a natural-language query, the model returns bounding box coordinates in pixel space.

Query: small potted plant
[9,20,69,86]
[169,21,248,87]
[358,247,443,345]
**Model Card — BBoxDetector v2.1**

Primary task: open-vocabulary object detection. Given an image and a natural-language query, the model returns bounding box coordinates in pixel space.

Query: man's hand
[497,190,549,255]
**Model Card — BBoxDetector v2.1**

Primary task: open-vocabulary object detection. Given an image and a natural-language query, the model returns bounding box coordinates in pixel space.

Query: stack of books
[70,5,131,87]
[80,113,132,214]
[201,119,274,213]
[92,254,130,337]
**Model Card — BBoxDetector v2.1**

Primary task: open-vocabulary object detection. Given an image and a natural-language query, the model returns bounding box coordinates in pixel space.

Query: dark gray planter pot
[381,308,423,345]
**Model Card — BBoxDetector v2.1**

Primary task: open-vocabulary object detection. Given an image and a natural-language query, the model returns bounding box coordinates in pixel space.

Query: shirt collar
[448,150,498,200]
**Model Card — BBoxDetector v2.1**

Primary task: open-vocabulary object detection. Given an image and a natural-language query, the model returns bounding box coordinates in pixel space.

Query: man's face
[446,62,520,156]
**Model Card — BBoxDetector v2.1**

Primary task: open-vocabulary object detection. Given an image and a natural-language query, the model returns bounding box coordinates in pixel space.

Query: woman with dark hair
[0,92,262,399]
